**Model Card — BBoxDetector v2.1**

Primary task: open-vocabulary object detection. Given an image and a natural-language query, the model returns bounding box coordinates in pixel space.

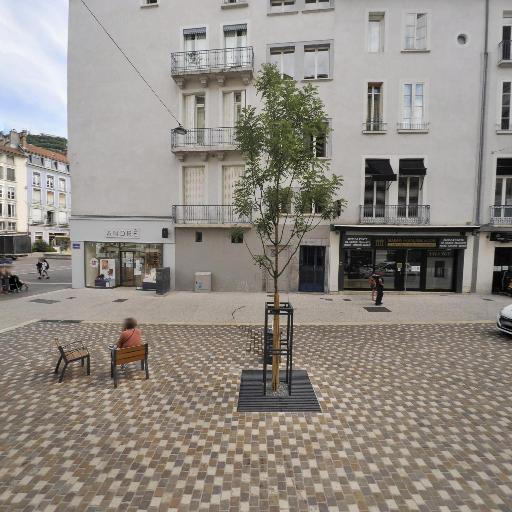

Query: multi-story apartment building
[23,135,71,247]
[69,0,499,293]
[0,130,71,247]
[0,131,28,235]
[475,3,512,293]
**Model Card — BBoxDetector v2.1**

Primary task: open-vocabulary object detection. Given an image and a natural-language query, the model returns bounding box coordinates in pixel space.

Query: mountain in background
[27,133,67,153]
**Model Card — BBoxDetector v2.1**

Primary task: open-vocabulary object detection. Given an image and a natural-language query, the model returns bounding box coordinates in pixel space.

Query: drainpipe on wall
[471,0,490,293]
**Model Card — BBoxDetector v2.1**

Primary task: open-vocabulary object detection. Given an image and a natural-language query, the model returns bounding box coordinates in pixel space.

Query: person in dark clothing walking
[374,274,384,305]
[36,260,43,279]
[41,259,50,279]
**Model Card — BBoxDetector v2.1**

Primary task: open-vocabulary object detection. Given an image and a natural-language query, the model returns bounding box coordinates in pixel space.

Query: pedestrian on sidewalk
[41,259,50,280]
[36,260,43,279]
[374,274,384,306]
[368,274,377,302]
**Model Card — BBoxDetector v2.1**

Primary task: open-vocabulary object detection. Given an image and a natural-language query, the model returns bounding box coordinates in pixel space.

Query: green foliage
[32,240,56,252]
[234,64,345,281]
[27,134,67,153]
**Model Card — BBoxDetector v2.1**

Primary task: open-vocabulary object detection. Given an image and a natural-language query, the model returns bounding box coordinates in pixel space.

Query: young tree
[234,64,345,391]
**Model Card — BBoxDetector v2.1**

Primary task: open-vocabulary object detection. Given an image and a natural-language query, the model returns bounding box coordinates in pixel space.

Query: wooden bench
[110,344,149,388]
[54,340,91,383]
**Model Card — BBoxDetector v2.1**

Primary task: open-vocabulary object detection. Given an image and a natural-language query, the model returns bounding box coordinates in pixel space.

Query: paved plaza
[1,321,511,511]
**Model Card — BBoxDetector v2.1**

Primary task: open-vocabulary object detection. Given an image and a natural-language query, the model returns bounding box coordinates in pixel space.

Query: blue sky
[0,0,68,137]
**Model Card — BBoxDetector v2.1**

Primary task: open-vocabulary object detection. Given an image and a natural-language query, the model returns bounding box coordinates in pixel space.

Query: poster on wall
[90,258,98,269]
[99,259,116,287]
[134,259,142,276]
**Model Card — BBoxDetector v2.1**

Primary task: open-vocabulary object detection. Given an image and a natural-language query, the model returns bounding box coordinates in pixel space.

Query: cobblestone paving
[0,321,511,512]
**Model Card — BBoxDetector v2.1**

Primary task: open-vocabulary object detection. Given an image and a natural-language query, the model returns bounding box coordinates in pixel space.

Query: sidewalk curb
[0,319,40,334]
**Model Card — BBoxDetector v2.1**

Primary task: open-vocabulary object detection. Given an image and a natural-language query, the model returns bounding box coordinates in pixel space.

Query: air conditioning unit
[194,272,211,292]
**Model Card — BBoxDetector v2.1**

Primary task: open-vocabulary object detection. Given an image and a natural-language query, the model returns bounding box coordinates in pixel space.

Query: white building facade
[24,140,71,247]
[69,0,502,293]
[0,131,28,235]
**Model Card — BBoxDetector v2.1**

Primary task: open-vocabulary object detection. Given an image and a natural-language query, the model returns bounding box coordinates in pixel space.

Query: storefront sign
[72,242,81,249]
[105,228,140,239]
[427,250,453,258]
[344,235,372,248]
[387,237,437,249]
[490,232,512,243]
[438,237,467,249]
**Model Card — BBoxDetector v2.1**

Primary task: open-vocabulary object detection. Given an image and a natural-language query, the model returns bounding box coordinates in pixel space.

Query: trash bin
[156,267,171,295]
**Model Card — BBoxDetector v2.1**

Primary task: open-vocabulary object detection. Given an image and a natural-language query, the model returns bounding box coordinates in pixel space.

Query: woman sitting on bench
[117,317,142,349]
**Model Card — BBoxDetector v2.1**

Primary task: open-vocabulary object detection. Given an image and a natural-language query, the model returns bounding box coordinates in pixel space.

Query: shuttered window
[223,166,244,205]
[183,167,205,205]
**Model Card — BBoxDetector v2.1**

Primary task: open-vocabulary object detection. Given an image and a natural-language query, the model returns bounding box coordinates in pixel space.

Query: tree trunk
[272,279,280,392]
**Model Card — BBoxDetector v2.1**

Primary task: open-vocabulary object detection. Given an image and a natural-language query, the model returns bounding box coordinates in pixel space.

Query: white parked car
[497,304,512,334]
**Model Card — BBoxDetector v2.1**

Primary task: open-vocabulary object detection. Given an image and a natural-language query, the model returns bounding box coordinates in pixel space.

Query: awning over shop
[399,158,427,176]
[497,158,512,175]
[365,159,397,182]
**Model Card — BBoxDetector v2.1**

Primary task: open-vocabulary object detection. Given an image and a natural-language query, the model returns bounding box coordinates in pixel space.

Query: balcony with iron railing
[362,120,387,134]
[171,127,238,156]
[499,40,512,66]
[490,205,512,225]
[397,121,430,133]
[360,204,431,225]
[171,47,254,86]
[172,205,251,226]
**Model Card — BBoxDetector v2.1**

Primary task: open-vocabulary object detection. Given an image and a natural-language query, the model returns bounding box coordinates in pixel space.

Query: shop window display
[85,242,163,288]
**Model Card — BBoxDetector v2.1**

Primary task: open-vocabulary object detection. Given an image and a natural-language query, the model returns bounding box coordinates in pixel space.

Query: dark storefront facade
[336,230,470,292]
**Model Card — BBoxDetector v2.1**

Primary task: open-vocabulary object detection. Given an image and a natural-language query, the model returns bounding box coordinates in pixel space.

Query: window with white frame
[398,176,421,215]
[58,211,67,224]
[8,222,16,231]
[0,187,2,199]
[270,47,295,79]
[47,175,54,189]
[304,0,330,9]
[59,193,66,208]
[404,13,428,50]
[0,204,3,217]
[32,208,42,223]
[304,45,330,79]
[59,178,66,191]
[7,187,15,200]
[7,204,15,218]
[270,0,295,13]
[494,172,512,219]
[368,12,385,53]
[0,166,3,180]
[183,28,207,61]
[47,191,54,206]
[223,91,246,127]
[6,156,14,165]
[33,189,41,203]
[308,122,328,158]
[366,83,384,131]
[6,168,15,181]
[33,172,41,186]
[401,83,425,129]
[363,178,386,217]
[501,82,512,130]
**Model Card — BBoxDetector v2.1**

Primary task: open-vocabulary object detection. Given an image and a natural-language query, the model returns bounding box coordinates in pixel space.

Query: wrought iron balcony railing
[397,121,429,131]
[499,40,512,64]
[172,205,251,225]
[171,127,237,150]
[171,47,254,76]
[363,120,387,132]
[360,204,430,225]
[490,205,512,225]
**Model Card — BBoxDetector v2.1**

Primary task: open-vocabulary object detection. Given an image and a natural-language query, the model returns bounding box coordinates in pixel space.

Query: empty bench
[54,340,91,383]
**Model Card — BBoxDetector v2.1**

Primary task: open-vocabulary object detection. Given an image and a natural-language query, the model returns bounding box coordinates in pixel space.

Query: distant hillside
[26,134,67,153]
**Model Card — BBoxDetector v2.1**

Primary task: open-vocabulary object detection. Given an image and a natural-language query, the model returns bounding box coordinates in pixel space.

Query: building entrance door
[299,246,325,292]
[121,251,135,286]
